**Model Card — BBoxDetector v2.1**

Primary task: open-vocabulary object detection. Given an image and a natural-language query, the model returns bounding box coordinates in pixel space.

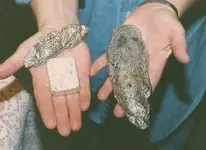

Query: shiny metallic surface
[24,25,88,68]
[107,25,152,129]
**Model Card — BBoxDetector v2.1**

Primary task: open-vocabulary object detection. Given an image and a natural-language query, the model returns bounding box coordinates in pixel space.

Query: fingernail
[99,94,107,100]
[183,55,190,64]
[72,123,81,131]
[81,104,89,111]
[114,111,125,118]
[59,126,71,136]
[45,120,56,129]
[90,70,94,76]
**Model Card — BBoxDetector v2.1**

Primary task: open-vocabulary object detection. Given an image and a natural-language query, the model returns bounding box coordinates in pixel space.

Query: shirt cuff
[15,0,31,5]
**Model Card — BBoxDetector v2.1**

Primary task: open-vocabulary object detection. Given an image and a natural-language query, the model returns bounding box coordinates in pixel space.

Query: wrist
[37,16,79,31]
[167,0,184,17]
[139,0,178,17]
[167,0,194,17]
[139,0,194,18]
[31,0,79,30]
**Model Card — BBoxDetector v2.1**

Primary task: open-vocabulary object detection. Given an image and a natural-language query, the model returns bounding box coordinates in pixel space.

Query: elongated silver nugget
[107,25,152,129]
[24,25,88,68]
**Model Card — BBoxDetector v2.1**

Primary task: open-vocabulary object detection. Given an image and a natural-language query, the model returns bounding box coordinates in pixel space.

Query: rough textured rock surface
[24,25,88,68]
[107,25,152,129]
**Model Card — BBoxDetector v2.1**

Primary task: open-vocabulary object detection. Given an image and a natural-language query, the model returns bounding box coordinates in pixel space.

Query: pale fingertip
[70,111,81,131]
[90,54,107,76]
[71,122,81,131]
[66,94,82,132]
[97,78,113,101]
[114,111,125,118]
[114,105,125,118]
[33,80,57,131]
[80,102,90,111]
[0,61,22,79]
[58,126,71,137]
[44,119,57,129]
[183,54,190,64]
[89,69,95,77]
[176,54,190,64]
[90,62,99,77]
[97,93,108,101]
[79,91,91,111]
[35,96,57,130]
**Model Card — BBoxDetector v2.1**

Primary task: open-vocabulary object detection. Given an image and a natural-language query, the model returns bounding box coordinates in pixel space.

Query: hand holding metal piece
[24,24,88,68]
[107,25,152,129]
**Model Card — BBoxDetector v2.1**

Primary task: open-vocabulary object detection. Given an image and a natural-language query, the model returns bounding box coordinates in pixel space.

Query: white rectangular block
[47,56,80,95]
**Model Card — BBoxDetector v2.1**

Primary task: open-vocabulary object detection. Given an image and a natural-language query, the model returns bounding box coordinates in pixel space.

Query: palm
[125,5,187,88]
[0,27,91,136]
[61,42,91,106]
[29,41,91,136]
[90,4,189,118]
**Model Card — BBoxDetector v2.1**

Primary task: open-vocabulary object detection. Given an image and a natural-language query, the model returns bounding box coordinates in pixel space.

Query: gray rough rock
[24,25,88,68]
[107,25,152,129]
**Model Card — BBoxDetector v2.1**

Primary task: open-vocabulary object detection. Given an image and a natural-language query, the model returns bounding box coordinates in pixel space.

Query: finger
[66,94,81,131]
[148,48,170,90]
[90,53,107,76]
[33,77,56,129]
[114,104,125,118]
[53,95,71,136]
[170,24,190,64]
[79,74,91,111]
[98,77,112,100]
[0,33,41,79]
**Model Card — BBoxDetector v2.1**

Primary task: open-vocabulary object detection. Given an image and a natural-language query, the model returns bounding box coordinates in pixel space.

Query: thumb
[0,33,41,79]
[90,53,107,76]
[170,24,190,64]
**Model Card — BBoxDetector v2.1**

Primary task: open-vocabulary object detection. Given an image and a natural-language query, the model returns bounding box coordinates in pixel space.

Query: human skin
[90,0,196,117]
[0,0,91,137]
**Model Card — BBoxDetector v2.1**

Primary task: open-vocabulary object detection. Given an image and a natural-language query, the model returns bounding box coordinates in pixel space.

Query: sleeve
[15,0,31,5]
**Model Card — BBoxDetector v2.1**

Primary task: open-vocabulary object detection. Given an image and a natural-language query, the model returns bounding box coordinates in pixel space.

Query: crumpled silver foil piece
[107,25,152,129]
[24,24,88,68]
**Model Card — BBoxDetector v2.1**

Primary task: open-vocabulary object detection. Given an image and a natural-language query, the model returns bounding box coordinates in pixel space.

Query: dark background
[0,0,206,149]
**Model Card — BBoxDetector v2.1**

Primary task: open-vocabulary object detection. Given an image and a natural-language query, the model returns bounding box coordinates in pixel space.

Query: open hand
[90,3,189,118]
[0,26,91,136]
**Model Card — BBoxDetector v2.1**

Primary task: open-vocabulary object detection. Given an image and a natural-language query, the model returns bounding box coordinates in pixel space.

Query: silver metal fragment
[107,25,152,129]
[24,24,88,68]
